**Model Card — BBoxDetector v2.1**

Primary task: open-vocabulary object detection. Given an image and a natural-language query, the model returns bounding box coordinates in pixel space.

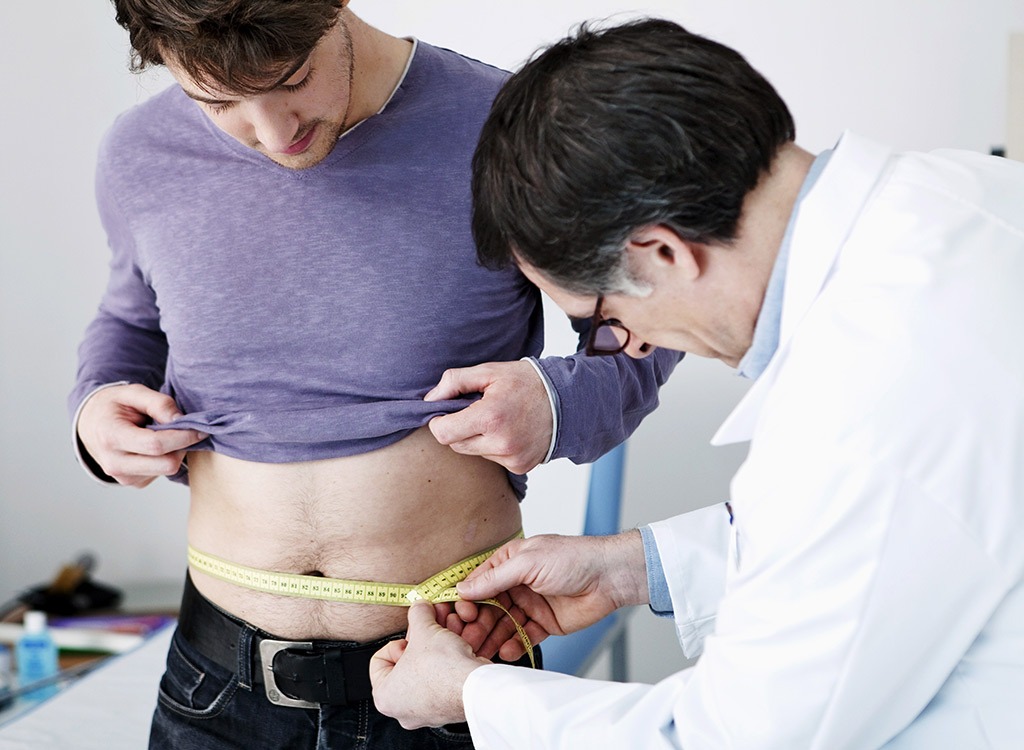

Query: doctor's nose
[625,340,657,359]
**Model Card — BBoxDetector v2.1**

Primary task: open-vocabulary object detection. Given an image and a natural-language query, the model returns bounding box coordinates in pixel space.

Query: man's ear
[625,225,701,281]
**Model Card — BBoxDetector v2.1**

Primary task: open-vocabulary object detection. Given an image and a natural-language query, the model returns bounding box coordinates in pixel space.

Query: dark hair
[111,0,344,94]
[471,18,796,295]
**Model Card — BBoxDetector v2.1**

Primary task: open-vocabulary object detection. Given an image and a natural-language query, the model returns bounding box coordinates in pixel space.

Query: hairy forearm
[602,529,650,609]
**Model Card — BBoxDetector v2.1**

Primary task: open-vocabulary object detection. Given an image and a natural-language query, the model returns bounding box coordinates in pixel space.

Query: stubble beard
[266,13,355,171]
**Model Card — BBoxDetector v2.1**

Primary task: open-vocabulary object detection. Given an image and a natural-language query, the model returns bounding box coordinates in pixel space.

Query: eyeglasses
[584,296,631,356]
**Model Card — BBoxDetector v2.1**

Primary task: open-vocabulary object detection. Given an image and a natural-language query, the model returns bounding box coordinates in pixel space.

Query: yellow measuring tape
[187,530,535,667]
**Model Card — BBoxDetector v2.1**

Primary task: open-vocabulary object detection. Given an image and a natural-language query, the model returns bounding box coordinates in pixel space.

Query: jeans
[151,626,481,749]
[149,581,539,749]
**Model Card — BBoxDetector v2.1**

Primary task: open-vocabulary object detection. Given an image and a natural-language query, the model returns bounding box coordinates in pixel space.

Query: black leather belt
[178,573,397,709]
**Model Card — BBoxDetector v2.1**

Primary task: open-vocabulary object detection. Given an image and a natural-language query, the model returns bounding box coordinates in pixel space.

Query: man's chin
[265,146,330,170]
[263,126,339,170]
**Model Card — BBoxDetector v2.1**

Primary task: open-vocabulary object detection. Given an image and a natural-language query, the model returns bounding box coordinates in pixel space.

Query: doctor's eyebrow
[181,57,311,104]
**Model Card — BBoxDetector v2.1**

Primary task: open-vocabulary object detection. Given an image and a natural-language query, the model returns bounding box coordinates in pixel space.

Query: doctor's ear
[625,225,701,280]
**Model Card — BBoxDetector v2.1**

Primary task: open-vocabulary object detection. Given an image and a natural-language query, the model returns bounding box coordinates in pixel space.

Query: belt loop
[237,625,256,690]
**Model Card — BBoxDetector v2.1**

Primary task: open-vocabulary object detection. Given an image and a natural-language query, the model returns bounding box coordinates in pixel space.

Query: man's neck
[344,12,415,128]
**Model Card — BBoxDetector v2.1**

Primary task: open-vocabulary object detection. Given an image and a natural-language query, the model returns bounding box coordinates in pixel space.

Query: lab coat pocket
[729,516,742,572]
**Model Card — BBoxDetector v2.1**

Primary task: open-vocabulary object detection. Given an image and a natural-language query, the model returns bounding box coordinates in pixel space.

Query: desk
[0,624,172,748]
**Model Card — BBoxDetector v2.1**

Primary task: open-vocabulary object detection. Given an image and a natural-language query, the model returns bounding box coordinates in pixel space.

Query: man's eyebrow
[181,88,231,105]
[181,57,310,104]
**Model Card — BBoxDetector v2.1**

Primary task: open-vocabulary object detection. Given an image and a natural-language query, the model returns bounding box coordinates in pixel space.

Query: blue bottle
[16,611,59,701]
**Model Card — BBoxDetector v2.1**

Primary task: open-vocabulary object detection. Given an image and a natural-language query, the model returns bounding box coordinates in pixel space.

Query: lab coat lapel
[712,132,893,446]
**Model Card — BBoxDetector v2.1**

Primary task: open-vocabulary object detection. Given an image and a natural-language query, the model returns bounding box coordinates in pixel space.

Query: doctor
[370,18,1024,749]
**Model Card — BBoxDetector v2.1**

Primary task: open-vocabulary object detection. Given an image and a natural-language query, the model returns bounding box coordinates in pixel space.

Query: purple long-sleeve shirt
[70,40,682,497]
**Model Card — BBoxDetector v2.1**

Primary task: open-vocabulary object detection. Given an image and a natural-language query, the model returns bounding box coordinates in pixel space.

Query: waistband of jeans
[177,572,400,706]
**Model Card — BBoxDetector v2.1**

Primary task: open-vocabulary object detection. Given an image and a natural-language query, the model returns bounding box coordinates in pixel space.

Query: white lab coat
[463,132,1024,749]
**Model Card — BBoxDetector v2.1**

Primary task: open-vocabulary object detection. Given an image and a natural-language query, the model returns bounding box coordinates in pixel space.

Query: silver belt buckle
[259,639,319,709]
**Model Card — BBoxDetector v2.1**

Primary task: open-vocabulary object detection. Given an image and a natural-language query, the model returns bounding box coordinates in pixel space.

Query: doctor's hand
[453,531,649,662]
[425,360,552,475]
[77,384,207,488]
[370,602,490,729]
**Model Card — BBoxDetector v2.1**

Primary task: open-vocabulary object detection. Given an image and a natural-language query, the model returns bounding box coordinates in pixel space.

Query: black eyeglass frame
[583,296,631,356]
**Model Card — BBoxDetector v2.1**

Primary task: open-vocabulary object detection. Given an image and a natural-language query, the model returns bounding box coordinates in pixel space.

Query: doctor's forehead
[516,260,597,318]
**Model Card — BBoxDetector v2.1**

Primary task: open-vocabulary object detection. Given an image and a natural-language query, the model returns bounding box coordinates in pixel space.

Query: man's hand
[77,384,207,488]
[371,602,490,729]
[425,361,553,474]
[453,532,649,662]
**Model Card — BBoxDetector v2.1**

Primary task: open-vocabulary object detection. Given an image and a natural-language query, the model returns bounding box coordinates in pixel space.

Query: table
[0,624,173,748]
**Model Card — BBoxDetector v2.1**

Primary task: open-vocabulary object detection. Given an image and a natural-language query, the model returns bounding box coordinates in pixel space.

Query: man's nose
[248,99,301,154]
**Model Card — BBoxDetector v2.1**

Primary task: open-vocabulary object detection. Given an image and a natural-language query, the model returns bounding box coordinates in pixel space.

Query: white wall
[2,0,1022,686]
